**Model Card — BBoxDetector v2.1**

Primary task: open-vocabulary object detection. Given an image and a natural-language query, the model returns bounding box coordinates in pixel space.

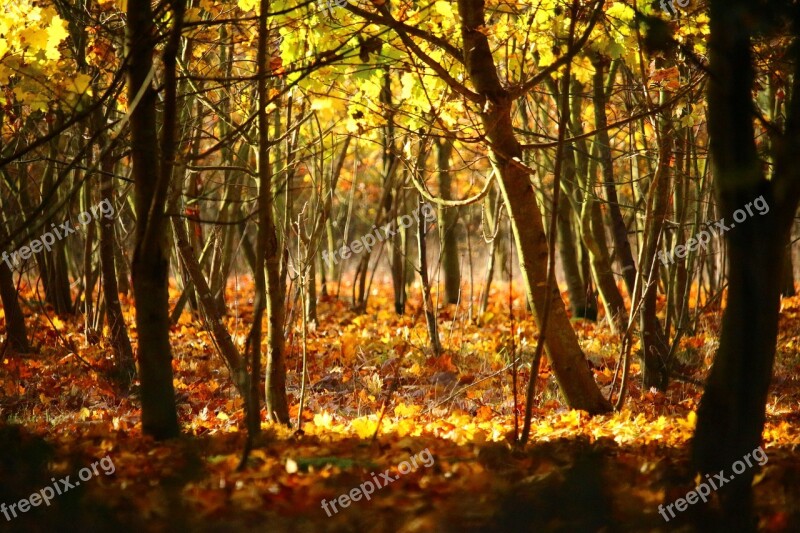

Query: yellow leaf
[70,73,93,96]
[434,0,452,18]
[238,0,258,12]
[46,15,69,61]
[313,411,334,429]
[394,402,421,418]
[350,417,378,439]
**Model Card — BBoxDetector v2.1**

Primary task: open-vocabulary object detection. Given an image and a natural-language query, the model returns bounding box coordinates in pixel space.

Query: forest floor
[1,279,800,532]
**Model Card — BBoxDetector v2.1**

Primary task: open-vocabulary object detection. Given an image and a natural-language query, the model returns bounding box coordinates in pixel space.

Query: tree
[128,0,181,439]
[692,0,800,527]
[453,0,611,413]
[255,0,289,423]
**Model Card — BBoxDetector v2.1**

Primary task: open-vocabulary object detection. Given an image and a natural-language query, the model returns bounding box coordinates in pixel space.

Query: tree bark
[0,165,30,353]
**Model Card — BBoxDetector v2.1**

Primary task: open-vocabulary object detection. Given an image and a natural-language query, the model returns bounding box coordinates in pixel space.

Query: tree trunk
[170,186,250,401]
[478,186,502,316]
[567,79,626,332]
[128,0,180,439]
[584,198,627,332]
[41,114,73,316]
[692,0,800,526]
[0,170,29,353]
[97,110,135,385]
[693,193,785,529]
[257,0,289,423]
[0,218,29,352]
[436,138,461,304]
[457,0,610,413]
[558,145,593,320]
[417,199,443,356]
[592,55,637,296]
[305,259,317,323]
[638,96,672,392]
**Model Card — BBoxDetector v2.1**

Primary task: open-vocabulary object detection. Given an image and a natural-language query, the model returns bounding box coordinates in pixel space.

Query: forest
[1,0,800,530]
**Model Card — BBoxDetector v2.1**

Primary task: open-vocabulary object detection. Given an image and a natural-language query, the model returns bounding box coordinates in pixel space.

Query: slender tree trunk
[592,55,637,296]
[478,186,503,316]
[41,114,73,316]
[305,258,317,323]
[436,138,461,304]
[128,0,180,439]
[170,187,250,398]
[584,195,627,332]
[418,199,442,356]
[256,0,289,423]
[97,107,135,384]
[565,79,626,332]
[558,142,593,320]
[639,96,672,392]
[390,192,406,315]
[79,168,94,333]
[113,213,131,296]
[457,0,610,413]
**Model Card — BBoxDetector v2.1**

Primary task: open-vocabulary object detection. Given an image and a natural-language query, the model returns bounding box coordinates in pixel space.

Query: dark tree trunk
[128,0,180,439]
[41,116,73,316]
[0,179,29,353]
[0,252,29,353]
[692,0,800,528]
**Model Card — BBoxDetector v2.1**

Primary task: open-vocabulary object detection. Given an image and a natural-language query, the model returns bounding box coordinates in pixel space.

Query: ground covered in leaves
[2,279,800,531]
